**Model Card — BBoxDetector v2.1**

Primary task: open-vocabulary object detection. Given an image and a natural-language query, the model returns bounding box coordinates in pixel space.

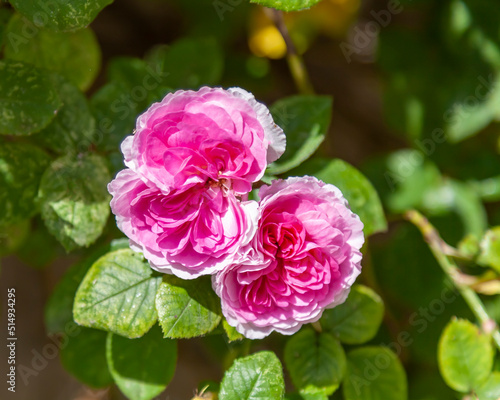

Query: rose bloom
[213,176,364,339]
[108,170,259,278]
[109,87,284,279]
[121,86,285,195]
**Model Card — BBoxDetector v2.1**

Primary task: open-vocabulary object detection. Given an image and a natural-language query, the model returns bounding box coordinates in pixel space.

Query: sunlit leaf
[477,227,500,273]
[219,351,285,400]
[267,95,332,175]
[438,318,494,392]
[45,238,129,335]
[74,249,161,338]
[155,276,222,339]
[249,0,322,12]
[38,154,111,251]
[9,0,113,32]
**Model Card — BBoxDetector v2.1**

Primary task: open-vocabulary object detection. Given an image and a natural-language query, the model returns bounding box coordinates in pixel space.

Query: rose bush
[109,87,285,278]
[7,0,498,398]
[213,176,364,339]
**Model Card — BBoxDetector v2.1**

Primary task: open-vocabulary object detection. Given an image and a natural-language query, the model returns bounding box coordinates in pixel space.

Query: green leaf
[37,153,111,251]
[284,329,346,396]
[382,150,443,213]
[0,60,62,135]
[0,7,13,49]
[249,0,322,12]
[155,275,222,339]
[423,180,488,238]
[90,81,138,152]
[343,347,407,400]
[145,37,224,89]
[73,248,161,338]
[475,372,500,400]
[60,327,113,388]
[320,285,384,345]
[44,238,130,335]
[4,14,101,90]
[0,141,51,225]
[223,319,244,342]
[446,73,500,143]
[293,158,387,236]
[219,351,285,400]
[106,326,177,400]
[107,57,171,110]
[32,75,96,154]
[9,0,113,32]
[444,0,500,69]
[478,227,500,273]
[267,96,332,175]
[298,387,329,400]
[367,149,487,238]
[457,233,481,259]
[378,26,499,143]
[435,180,488,238]
[438,318,494,392]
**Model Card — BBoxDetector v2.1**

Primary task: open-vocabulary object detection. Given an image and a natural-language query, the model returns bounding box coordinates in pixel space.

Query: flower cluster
[109,87,364,339]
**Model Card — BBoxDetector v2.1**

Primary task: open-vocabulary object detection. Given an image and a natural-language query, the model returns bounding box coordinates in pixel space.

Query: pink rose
[108,169,259,279]
[213,176,364,339]
[121,87,285,195]
[108,87,285,278]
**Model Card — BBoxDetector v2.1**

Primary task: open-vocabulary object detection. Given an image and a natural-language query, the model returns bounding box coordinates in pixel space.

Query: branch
[404,210,500,351]
[265,8,315,95]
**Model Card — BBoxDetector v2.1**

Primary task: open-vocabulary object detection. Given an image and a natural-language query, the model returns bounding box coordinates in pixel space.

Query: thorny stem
[404,210,500,351]
[266,8,315,95]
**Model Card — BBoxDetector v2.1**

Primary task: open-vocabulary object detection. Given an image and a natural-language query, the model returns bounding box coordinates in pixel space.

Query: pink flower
[108,87,285,278]
[213,176,364,339]
[121,87,285,195]
[108,169,259,279]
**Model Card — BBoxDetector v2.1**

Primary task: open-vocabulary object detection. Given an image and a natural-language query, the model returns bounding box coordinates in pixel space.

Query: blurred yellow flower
[248,0,360,59]
[249,25,288,59]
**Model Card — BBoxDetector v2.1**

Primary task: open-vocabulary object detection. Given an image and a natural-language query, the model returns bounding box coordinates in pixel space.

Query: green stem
[268,8,314,95]
[311,321,322,333]
[405,210,500,351]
